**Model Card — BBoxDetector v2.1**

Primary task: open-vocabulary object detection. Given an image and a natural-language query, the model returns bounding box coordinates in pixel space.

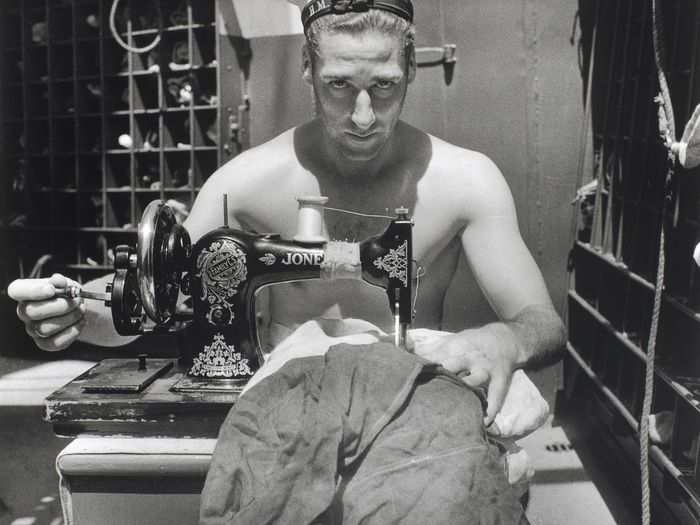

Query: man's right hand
[8,273,87,351]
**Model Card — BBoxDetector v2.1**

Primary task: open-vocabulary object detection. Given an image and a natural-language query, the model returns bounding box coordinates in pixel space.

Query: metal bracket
[415,44,457,85]
[224,97,251,156]
[416,44,457,67]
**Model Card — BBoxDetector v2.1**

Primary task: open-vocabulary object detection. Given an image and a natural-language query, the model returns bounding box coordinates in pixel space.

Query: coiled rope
[109,0,161,54]
[640,1,677,524]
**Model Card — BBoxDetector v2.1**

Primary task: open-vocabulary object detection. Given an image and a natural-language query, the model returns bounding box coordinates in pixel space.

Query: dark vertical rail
[99,0,107,232]
[187,0,195,207]
[0,3,5,246]
[215,0,222,169]
[606,0,636,405]
[127,0,135,228]
[590,0,622,250]
[683,1,700,118]
[20,0,31,236]
[605,0,635,258]
[684,3,700,300]
[620,0,653,339]
[72,0,80,235]
[157,0,165,205]
[46,0,55,230]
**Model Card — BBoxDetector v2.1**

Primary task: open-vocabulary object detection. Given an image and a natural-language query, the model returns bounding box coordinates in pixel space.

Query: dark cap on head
[301,0,414,30]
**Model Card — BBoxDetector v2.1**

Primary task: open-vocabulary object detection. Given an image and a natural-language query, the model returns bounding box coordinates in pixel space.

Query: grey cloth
[199,342,524,524]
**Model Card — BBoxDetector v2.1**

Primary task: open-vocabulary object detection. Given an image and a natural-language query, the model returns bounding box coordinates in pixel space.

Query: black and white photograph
[1,0,699,523]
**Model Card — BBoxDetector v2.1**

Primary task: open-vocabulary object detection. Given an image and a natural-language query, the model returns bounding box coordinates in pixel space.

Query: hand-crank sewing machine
[72,196,413,394]
[43,196,413,521]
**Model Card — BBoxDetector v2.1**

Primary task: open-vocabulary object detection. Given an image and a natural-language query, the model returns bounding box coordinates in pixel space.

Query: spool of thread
[294,196,328,243]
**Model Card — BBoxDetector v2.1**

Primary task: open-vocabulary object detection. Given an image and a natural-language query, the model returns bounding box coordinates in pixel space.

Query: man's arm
[415,153,565,425]
[8,158,247,350]
[458,156,565,370]
[9,272,135,350]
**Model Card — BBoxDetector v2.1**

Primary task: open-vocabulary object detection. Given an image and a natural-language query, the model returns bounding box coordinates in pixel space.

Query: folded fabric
[200,341,524,524]
[245,319,547,490]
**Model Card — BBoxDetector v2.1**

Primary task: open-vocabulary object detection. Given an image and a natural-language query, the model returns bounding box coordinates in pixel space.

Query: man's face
[304,30,415,162]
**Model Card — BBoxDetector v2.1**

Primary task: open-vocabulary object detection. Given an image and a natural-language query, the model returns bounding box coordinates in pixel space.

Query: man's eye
[375,80,396,89]
[329,80,348,89]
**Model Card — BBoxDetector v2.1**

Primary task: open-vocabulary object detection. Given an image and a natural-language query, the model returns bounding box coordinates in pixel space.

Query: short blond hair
[305,9,415,59]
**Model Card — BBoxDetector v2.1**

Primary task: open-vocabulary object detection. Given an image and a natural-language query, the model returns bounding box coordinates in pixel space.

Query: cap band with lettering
[301,0,414,31]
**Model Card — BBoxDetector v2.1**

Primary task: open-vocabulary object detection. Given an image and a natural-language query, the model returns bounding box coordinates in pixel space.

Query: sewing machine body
[101,198,414,394]
[179,228,327,391]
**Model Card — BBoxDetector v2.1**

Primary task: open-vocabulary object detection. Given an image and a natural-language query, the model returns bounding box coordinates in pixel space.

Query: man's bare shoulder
[212,128,300,189]
[186,128,308,236]
[426,135,499,184]
[421,134,514,219]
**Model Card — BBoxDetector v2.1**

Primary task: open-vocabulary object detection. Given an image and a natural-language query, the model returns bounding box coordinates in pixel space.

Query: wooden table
[45,358,239,438]
[45,357,241,524]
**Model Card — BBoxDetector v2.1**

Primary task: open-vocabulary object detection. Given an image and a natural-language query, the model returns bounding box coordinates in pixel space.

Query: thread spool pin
[395,206,410,219]
[294,196,328,244]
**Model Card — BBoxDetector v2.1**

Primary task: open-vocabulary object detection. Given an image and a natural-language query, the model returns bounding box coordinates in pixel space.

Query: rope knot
[654,93,675,155]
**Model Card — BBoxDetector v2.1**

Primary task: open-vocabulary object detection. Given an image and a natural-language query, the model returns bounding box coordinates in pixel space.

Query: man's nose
[351,90,376,130]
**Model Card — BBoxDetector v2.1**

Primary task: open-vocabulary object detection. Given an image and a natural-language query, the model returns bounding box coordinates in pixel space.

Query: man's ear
[407,46,416,84]
[302,44,313,85]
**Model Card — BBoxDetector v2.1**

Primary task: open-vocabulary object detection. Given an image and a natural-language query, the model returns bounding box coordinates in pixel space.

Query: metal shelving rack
[0,0,247,285]
[568,1,700,523]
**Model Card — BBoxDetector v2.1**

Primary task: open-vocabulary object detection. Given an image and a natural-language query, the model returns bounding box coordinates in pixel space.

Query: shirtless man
[8,0,565,428]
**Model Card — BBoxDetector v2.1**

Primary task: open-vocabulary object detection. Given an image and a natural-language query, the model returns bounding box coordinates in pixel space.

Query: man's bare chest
[243,203,455,273]
[238,164,459,269]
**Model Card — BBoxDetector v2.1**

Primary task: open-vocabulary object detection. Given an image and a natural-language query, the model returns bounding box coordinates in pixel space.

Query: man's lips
[346,131,378,139]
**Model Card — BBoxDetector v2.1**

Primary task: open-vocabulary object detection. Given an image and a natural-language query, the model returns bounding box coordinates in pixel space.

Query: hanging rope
[640,2,677,524]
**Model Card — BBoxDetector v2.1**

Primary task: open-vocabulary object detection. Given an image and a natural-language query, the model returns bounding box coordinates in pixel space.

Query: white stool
[56,437,216,525]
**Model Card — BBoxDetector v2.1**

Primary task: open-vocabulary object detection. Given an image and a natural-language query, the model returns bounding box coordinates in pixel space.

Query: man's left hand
[413,323,521,426]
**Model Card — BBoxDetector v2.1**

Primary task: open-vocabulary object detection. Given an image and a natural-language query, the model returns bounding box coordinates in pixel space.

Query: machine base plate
[80,359,174,393]
[170,375,247,393]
